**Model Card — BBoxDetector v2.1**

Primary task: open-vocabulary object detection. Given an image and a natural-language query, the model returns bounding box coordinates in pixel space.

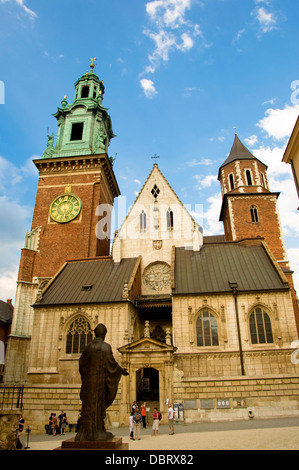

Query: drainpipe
[229,281,245,376]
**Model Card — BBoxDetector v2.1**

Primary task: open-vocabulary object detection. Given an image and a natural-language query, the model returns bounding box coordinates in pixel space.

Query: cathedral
[3,64,299,432]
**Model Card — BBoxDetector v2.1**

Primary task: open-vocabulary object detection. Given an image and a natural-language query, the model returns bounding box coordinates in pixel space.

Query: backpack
[158,412,162,421]
[134,413,140,422]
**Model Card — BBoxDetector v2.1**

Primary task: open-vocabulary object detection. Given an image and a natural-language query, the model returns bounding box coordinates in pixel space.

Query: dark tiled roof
[0,300,13,324]
[203,235,226,244]
[37,257,139,306]
[174,243,288,295]
[218,135,267,177]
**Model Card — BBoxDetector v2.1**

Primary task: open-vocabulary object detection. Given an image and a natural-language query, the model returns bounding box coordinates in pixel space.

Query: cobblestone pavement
[23,417,299,450]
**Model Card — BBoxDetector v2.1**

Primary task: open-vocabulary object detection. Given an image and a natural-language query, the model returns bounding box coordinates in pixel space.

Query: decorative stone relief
[143,262,171,293]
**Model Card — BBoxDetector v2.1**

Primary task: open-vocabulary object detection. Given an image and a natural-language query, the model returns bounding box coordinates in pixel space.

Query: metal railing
[0,386,24,411]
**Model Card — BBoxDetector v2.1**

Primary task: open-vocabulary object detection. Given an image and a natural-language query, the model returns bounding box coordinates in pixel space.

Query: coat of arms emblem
[153,240,162,250]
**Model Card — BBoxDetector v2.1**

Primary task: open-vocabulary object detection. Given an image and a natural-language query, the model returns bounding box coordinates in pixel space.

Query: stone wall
[173,374,299,423]
[3,372,299,434]
[0,385,121,435]
[0,411,19,450]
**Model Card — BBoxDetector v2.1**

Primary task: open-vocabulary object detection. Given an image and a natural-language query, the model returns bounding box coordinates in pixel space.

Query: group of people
[48,411,68,436]
[129,402,175,440]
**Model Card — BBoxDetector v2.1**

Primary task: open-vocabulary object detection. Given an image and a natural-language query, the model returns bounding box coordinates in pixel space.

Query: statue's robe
[75,337,123,441]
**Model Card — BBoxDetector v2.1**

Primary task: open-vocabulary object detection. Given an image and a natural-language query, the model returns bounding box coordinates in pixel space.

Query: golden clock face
[49,193,82,223]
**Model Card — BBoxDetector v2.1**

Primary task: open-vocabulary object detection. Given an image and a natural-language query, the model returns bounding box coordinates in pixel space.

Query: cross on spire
[151,154,160,163]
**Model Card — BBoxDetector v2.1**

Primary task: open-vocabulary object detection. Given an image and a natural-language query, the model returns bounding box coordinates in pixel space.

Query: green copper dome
[42,62,115,159]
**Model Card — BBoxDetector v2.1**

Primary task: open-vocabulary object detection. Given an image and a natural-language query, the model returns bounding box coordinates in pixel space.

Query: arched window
[140,210,146,232]
[249,307,273,344]
[81,85,90,98]
[229,173,235,190]
[196,311,219,347]
[250,205,259,223]
[167,208,174,231]
[66,317,93,354]
[246,169,253,186]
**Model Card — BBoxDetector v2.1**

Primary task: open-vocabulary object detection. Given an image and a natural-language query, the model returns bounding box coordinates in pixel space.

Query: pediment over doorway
[118,337,177,354]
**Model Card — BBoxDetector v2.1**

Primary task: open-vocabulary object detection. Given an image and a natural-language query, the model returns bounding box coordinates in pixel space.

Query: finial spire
[151,154,160,164]
[90,57,97,71]
[234,126,237,135]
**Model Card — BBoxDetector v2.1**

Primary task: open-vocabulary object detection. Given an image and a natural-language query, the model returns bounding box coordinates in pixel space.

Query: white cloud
[193,174,218,190]
[140,0,205,96]
[244,135,258,147]
[146,0,192,29]
[16,0,37,18]
[253,144,291,178]
[0,267,19,303]
[0,155,37,302]
[252,5,277,34]
[256,104,299,141]
[145,29,177,65]
[203,192,223,236]
[269,176,299,237]
[1,0,37,18]
[232,28,245,44]
[250,0,280,36]
[262,97,277,106]
[0,154,38,193]
[179,33,194,51]
[187,158,213,167]
[140,78,158,98]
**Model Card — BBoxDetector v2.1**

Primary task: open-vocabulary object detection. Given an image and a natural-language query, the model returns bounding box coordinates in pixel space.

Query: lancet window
[249,308,273,345]
[66,317,93,354]
[196,311,219,347]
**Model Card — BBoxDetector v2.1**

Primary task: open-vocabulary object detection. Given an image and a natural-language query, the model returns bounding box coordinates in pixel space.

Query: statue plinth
[55,437,129,450]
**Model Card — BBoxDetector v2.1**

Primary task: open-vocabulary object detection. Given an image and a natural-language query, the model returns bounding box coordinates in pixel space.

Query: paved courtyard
[24,417,299,450]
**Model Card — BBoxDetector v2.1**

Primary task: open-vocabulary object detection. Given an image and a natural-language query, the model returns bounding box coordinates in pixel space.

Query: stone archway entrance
[118,337,177,425]
[136,367,159,402]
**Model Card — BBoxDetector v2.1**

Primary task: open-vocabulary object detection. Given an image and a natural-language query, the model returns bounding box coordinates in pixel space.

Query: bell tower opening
[70,122,84,141]
[136,367,159,402]
[81,85,89,98]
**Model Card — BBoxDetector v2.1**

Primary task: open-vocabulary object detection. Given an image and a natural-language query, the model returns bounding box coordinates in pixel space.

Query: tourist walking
[133,408,142,440]
[132,401,138,413]
[129,412,134,439]
[168,403,175,435]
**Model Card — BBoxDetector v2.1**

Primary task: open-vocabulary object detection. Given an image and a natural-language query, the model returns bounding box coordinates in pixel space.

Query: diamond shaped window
[151,184,160,200]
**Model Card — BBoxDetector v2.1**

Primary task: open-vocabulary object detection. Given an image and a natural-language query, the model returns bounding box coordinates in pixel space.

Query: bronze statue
[75,324,128,442]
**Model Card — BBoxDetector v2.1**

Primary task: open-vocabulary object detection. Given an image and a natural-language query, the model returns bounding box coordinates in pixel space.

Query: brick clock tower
[218,133,299,330]
[5,62,120,383]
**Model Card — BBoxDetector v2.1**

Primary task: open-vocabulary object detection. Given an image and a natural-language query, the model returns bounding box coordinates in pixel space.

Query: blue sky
[0,0,299,300]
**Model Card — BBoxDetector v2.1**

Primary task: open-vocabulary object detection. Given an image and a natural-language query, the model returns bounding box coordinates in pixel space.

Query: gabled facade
[112,163,203,268]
